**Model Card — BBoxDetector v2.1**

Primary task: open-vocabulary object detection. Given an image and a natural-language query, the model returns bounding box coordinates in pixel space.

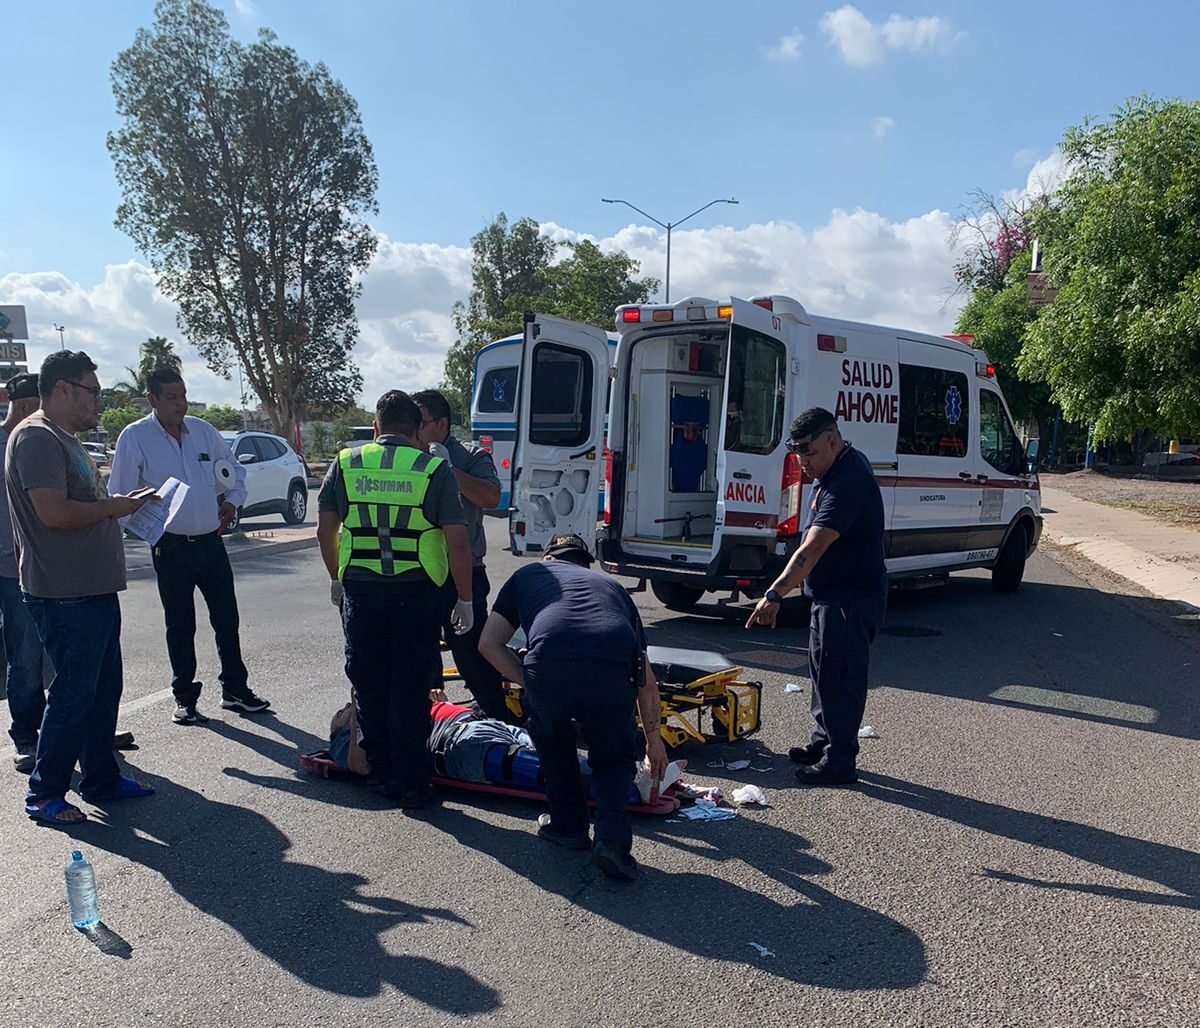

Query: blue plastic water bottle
[65,850,100,929]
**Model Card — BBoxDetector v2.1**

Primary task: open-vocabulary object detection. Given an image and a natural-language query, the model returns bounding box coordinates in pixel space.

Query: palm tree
[115,336,184,394]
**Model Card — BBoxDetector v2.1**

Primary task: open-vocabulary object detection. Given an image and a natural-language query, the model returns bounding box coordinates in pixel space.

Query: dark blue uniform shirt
[803,446,887,603]
[491,560,647,668]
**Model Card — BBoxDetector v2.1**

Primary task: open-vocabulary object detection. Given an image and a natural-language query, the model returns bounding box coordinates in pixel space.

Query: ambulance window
[477,366,517,414]
[529,343,593,448]
[896,365,970,459]
[979,389,1025,475]
[725,326,786,455]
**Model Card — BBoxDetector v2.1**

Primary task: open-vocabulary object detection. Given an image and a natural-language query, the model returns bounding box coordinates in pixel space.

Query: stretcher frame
[441,646,763,749]
[299,751,681,815]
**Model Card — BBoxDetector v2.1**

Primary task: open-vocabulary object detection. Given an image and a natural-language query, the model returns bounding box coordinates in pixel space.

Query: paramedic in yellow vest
[316,390,473,810]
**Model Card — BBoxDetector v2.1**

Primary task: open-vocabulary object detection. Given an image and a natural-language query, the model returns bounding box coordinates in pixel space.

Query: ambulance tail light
[717,305,733,319]
[602,447,613,526]
[777,453,805,537]
[976,361,997,378]
[652,308,674,322]
[621,307,641,323]
[478,435,493,453]
[817,334,847,353]
[752,298,774,311]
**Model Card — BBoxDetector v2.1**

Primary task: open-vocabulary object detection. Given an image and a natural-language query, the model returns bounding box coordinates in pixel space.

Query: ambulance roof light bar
[748,295,809,322]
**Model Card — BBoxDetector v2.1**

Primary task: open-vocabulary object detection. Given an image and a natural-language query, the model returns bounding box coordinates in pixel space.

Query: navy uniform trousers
[343,578,442,791]
[522,657,641,851]
[807,593,887,773]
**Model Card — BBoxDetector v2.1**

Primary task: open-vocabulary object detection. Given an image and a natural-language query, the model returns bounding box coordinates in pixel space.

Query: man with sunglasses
[6,352,155,825]
[745,407,887,786]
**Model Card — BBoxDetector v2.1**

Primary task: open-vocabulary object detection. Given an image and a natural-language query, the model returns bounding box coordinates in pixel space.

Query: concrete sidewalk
[125,522,317,580]
[1040,484,1200,610]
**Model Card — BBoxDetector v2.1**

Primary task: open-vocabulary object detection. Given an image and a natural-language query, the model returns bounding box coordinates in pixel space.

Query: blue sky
[1,0,1197,404]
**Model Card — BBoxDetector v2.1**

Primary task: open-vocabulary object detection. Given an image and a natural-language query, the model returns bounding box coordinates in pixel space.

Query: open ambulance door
[713,298,794,563]
[509,312,610,556]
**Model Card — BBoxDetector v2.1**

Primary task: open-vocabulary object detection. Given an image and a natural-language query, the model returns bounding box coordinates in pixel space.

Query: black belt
[161,530,219,543]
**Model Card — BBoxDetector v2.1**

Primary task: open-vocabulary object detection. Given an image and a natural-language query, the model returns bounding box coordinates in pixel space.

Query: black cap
[544,532,594,564]
[5,373,39,402]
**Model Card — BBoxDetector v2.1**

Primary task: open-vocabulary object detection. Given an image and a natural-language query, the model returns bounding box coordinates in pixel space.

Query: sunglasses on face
[785,428,832,456]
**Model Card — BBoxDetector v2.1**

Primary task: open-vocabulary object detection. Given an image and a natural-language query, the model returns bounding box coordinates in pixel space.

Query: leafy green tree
[1020,96,1200,441]
[101,406,144,442]
[333,406,373,449]
[442,214,657,422]
[196,404,244,431]
[307,421,333,458]
[108,0,379,447]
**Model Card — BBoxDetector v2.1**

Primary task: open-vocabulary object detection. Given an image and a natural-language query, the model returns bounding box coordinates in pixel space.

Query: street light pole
[601,196,738,303]
[53,324,66,351]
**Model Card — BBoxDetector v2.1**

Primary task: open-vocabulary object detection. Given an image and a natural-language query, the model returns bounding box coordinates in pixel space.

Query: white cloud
[765,29,805,61]
[999,150,1073,208]
[1012,148,1039,170]
[819,5,960,66]
[871,115,895,139]
[232,0,257,18]
[1,207,976,412]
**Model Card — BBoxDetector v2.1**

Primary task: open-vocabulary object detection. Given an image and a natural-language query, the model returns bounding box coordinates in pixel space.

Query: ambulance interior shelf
[625,333,724,549]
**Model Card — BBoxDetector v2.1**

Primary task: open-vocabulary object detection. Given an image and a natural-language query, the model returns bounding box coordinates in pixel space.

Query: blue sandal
[26,797,88,827]
[80,776,156,803]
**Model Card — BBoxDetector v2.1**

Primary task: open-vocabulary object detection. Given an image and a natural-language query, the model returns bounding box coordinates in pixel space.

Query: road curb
[126,535,317,581]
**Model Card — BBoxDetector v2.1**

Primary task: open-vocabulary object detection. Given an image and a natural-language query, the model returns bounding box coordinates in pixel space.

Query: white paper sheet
[125,478,191,545]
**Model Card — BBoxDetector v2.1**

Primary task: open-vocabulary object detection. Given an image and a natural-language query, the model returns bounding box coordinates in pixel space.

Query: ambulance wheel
[991,524,1028,592]
[651,581,705,612]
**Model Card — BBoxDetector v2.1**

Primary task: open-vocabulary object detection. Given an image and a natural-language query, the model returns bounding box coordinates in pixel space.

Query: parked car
[218,430,309,530]
[83,441,111,467]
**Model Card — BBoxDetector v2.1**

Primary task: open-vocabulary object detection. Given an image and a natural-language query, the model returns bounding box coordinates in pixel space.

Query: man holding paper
[7,352,155,825]
[110,366,270,725]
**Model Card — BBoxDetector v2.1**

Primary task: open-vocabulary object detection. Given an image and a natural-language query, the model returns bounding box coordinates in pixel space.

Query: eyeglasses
[785,428,832,456]
[65,381,102,399]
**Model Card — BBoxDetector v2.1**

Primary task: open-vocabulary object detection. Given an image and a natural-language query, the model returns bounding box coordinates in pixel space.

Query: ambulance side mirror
[1025,438,1040,475]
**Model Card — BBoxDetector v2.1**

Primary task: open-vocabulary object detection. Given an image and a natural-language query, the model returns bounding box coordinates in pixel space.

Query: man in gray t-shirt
[412,389,508,719]
[6,352,154,826]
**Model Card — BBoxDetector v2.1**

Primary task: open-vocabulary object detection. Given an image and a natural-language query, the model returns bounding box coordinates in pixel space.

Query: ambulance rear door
[713,298,792,561]
[509,313,610,556]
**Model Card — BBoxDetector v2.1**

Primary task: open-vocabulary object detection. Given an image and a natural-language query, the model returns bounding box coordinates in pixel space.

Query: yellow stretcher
[443,644,763,749]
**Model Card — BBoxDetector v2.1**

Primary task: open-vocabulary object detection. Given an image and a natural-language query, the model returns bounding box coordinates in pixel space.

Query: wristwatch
[765,588,783,604]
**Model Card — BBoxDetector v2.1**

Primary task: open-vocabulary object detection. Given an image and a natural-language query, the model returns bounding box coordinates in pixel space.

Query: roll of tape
[214,459,236,492]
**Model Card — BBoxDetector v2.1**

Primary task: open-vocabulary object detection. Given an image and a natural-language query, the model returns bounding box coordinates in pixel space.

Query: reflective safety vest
[336,443,449,586]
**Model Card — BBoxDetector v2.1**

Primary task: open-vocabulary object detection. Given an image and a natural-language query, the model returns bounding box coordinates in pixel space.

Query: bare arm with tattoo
[744,525,840,629]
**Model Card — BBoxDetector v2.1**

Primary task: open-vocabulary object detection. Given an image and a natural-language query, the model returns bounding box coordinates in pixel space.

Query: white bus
[471,330,617,514]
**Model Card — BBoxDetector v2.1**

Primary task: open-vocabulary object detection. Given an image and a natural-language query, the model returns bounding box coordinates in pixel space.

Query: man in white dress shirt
[110,366,270,724]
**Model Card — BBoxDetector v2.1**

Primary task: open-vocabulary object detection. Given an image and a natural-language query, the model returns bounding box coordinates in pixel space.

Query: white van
[471,330,617,513]
[508,297,1042,610]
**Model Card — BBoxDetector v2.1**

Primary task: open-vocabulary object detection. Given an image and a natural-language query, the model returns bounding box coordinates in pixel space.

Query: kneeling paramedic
[478,533,668,881]
[316,390,473,809]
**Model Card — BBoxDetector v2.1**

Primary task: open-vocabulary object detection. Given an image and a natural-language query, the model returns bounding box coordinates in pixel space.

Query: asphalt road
[1,519,1197,1028]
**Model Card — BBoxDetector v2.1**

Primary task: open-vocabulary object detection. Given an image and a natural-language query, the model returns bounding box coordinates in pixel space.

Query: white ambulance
[508,296,1042,611]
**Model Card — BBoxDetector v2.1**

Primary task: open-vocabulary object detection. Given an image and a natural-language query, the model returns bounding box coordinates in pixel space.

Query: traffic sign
[0,342,27,362]
[0,306,29,341]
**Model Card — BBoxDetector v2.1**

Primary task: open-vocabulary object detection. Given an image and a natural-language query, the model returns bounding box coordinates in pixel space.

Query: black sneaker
[794,762,857,786]
[788,743,827,766]
[591,842,639,881]
[221,691,271,714]
[396,784,438,810]
[113,731,136,750]
[172,704,210,725]
[536,813,591,851]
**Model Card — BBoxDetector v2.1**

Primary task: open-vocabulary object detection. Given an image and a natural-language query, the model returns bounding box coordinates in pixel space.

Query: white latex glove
[451,598,474,635]
[428,441,451,462]
[330,580,344,608]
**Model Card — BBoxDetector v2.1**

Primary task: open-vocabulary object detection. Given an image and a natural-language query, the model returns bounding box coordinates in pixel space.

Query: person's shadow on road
[429,803,927,991]
[74,769,500,1015]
